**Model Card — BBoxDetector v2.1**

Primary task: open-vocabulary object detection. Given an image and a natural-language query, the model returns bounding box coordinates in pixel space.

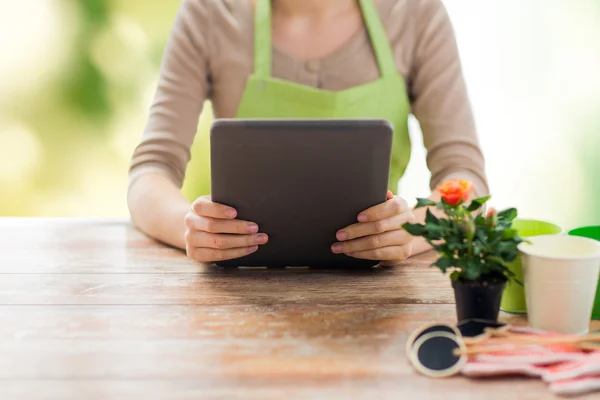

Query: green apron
[182,0,411,202]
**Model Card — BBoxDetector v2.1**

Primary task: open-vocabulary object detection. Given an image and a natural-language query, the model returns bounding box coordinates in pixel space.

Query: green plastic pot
[568,226,600,320]
[500,219,564,314]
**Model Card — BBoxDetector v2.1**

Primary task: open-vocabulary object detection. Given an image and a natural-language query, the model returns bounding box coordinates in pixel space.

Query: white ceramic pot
[518,235,600,334]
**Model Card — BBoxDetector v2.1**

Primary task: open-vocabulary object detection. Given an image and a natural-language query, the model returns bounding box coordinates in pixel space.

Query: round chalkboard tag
[410,332,467,378]
[405,323,461,357]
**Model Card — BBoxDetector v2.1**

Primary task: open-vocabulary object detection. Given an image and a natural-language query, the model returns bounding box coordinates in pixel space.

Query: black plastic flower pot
[451,279,507,323]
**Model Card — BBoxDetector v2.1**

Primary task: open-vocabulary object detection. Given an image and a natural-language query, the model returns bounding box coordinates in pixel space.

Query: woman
[128,0,489,265]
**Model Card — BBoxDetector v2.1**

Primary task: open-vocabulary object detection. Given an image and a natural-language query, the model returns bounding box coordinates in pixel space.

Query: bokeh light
[0,120,42,186]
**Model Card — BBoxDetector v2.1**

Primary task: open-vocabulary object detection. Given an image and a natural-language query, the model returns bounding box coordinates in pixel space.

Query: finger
[346,244,413,261]
[192,196,237,219]
[336,212,415,241]
[358,196,409,222]
[331,230,410,254]
[186,231,268,249]
[187,245,259,263]
[386,190,394,200]
[185,214,259,234]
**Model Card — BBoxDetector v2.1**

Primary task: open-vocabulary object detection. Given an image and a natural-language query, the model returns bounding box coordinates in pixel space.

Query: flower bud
[463,217,475,241]
[486,208,498,227]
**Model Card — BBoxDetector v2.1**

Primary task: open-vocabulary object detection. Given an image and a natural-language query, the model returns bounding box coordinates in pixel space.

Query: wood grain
[0,271,455,305]
[0,218,598,399]
[0,379,565,400]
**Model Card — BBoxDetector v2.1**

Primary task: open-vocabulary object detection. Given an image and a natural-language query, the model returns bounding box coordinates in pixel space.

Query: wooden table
[0,218,598,399]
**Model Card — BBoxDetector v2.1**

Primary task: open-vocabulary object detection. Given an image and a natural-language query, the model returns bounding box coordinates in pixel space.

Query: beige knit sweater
[129,0,489,196]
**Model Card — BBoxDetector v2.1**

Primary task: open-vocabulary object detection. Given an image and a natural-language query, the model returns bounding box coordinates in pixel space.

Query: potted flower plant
[402,180,524,322]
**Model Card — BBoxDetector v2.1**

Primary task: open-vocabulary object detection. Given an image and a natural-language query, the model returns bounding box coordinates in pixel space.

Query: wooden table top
[1,218,598,399]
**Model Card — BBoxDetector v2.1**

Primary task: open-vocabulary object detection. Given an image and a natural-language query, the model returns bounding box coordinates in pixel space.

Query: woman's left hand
[331,191,416,266]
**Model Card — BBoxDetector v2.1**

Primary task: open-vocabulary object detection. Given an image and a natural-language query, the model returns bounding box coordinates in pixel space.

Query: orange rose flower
[437,180,473,206]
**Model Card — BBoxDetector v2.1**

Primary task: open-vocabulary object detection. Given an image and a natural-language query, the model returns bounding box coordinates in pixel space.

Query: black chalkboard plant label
[410,331,468,378]
[405,323,462,356]
[403,179,525,323]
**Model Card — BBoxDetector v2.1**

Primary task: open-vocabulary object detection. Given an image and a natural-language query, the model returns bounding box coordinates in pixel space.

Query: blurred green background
[0,0,598,231]
[0,0,183,216]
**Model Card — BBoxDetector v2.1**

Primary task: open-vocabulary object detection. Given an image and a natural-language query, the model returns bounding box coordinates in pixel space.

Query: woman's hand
[184,195,269,263]
[331,191,416,266]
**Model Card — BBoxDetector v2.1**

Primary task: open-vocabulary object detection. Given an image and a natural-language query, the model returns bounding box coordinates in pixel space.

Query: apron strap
[253,0,397,79]
[359,0,397,78]
[254,0,272,78]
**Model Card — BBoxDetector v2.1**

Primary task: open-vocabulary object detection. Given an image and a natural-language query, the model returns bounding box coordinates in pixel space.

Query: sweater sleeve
[409,0,489,197]
[129,0,210,189]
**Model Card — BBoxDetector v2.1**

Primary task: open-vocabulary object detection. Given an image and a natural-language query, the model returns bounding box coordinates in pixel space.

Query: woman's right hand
[184,195,268,263]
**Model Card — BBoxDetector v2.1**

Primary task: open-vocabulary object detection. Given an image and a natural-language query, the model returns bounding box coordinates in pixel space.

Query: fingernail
[226,209,237,218]
[331,243,343,254]
[358,214,368,222]
[247,245,259,254]
[256,234,268,244]
[336,231,348,241]
[247,224,259,233]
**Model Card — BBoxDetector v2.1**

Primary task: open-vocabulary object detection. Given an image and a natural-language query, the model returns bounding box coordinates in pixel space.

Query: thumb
[386,190,394,200]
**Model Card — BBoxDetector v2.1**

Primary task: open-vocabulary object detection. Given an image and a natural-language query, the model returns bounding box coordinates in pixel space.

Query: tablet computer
[210,118,393,268]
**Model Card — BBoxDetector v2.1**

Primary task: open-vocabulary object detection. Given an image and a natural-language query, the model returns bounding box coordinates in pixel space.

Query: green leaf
[450,271,461,281]
[425,225,445,240]
[474,213,487,227]
[476,227,487,242]
[513,277,524,286]
[467,196,491,212]
[415,198,436,209]
[425,239,443,253]
[498,208,518,222]
[474,195,491,204]
[434,257,454,273]
[439,217,452,228]
[487,255,511,268]
[463,265,481,281]
[403,223,425,236]
[495,241,519,262]
[445,233,462,250]
[503,253,518,263]
[425,209,440,225]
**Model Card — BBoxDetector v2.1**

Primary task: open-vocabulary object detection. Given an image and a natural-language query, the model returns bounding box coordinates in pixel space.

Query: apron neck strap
[254,0,273,78]
[358,0,397,78]
[253,0,397,79]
